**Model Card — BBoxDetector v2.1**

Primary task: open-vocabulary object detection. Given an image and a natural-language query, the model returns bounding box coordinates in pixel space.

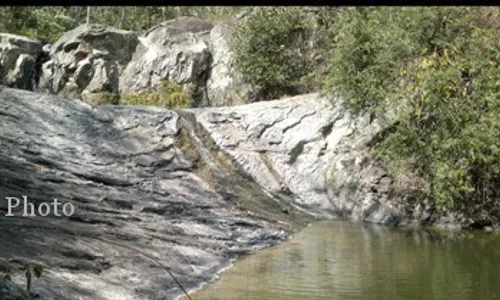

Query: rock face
[0,87,485,299]
[37,24,139,105]
[119,17,214,103]
[0,34,43,90]
[324,111,409,224]
[0,16,258,108]
[189,94,338,216]
[0,16,259,108]
[188,94,432,225]
[0,88,313,300]
[205,14,256,107]
[189,93,471,228]
[0,277,39,300]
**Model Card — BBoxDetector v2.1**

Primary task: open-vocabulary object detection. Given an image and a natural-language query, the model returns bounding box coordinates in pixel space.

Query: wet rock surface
[0,276,41,300]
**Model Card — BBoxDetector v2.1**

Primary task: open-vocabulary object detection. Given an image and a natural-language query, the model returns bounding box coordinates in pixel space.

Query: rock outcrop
[0,16,258,108]
[119,17,214,104]
[0,88,313,300]
[0,85,484,299]
[37,24,139,106]
[0,34,43,90]
[188,94,338,216]
[187,94,437,226]
[205,14,256,107]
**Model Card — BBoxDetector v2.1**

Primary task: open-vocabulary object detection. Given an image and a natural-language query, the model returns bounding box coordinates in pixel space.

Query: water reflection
[190,220,500,300]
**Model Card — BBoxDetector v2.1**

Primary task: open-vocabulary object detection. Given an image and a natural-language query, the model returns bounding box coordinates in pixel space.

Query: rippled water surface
[190,220,500,300]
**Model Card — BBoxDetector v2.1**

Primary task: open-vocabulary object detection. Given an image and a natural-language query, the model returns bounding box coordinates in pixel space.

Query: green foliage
[94,92,120,105]
[33,263,43,279]
[231,7,317,100]
[0,7,76,42]
[122,80,193,109]
[322,7,500,214]
[4,260,45,292]
[0,6,245,42]
[322,7,436,113]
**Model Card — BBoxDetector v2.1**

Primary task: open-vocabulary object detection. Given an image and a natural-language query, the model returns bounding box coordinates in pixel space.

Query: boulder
[0,34,43,90]
[119,17,214,104]
[205,14,256,107]
[1,16,258,108]
[37,24,139,105]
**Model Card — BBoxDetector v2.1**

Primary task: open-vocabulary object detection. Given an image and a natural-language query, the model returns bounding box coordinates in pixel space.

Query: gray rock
[323,109,408,225]
[0,34,43,90]
[0,16,267,109]
[0,277,35,300]
[0,85,489,299]
[189,93,347,218]
[119,17,214,101]
[0,88,311,300]
[189,93,443,226]
[37,24,139,105]
[205,17,256,107]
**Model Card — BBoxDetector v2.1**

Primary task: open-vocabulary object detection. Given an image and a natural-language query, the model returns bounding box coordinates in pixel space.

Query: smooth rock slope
[0,87,444,299]
[0,88,312,300]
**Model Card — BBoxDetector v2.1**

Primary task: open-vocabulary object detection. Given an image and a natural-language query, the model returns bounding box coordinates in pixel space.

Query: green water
[190,220,500,300]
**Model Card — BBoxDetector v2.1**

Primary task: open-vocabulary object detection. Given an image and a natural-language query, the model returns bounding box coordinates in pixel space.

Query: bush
[322,7,500,216]
[231,7,317,100]
[92,92,120,105]
[122,80,193,109]
[0,7,76,42]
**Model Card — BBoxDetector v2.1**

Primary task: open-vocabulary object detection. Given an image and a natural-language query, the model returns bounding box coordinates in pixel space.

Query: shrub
[122,80,193,109]
[322,7,500,215]
[0,7,75,42]
[231,7,316,100]
[92,92,120,105]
